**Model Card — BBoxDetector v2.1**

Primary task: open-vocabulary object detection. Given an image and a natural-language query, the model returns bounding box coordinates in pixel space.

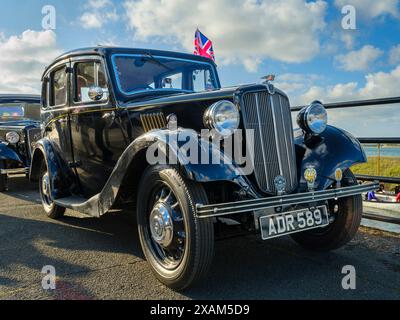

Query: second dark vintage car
[30,47,378,290]
[0,94,41,191]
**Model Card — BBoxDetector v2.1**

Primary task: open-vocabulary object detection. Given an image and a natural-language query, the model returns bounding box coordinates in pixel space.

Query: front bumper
[0,167,29,176]
[196,182,379,218]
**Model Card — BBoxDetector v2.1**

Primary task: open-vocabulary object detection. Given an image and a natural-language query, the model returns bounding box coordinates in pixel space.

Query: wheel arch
[29,138,77,199]
[97,129,253,215]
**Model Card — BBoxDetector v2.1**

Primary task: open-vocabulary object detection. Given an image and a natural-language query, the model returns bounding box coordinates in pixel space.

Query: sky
[0,0,399,137]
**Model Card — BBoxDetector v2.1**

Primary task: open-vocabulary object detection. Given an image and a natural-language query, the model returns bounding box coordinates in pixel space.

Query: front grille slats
[240,89,297,194]
[26,128,42,157]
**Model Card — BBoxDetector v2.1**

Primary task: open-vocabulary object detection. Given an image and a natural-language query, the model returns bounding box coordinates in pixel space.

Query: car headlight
[5,131,20,144]
[203,100,240,137]
[297,101,328,135]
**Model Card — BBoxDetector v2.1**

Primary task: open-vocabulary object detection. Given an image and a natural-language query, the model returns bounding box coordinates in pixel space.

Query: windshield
[111,54,219,95]
[0,105,25,119]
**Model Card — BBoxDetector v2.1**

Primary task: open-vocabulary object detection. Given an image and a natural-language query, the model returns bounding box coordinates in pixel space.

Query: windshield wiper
[141,52,173,71]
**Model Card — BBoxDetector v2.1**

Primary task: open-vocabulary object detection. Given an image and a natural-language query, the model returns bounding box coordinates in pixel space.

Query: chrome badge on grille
[274,175,286,195]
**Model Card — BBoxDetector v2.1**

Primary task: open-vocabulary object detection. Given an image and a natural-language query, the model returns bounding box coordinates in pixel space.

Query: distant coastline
[363,146,400,157]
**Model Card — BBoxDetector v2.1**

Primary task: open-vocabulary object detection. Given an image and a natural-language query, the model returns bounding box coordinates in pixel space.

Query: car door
[68,56,128,198]
[42,60,74,169]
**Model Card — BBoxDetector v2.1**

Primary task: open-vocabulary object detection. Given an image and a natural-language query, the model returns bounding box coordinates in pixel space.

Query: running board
[53,194,101,217]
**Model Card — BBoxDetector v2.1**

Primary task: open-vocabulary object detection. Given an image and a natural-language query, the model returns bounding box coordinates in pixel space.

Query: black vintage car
[30,47,378,290]
[0,94,41,191]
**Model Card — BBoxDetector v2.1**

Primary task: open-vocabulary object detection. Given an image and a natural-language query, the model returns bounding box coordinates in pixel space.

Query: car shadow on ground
[1,177,399,299]
[0,176,40,204]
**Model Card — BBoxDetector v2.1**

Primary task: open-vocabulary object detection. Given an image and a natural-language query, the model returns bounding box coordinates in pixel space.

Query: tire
[137,165,214,290]
[0,161,8,192]
[291,170,362,251]
[39,163,66,219]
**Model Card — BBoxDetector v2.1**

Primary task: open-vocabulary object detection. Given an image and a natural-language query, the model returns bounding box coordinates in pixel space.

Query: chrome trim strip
[254,93,270,185]
[196,182,379,218]
[270,94,283,176]
[1,168,28,175]
[279,95,293,186]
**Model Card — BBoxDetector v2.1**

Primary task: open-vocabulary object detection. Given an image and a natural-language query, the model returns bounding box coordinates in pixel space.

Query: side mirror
[88,86,104,101]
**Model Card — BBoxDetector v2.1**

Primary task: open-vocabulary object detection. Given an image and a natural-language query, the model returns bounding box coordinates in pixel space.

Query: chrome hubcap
[42,173,50,197]
[146,184,186,269]
[150,202,174,247]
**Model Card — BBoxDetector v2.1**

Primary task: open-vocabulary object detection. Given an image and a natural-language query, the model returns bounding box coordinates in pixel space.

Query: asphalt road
[0,177,399,300]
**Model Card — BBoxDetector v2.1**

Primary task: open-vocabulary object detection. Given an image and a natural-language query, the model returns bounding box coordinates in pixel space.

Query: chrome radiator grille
[26,128,42,157]
[240,90,298,194]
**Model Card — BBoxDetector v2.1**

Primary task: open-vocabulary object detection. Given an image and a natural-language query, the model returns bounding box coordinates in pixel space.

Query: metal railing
[292,96,400,226]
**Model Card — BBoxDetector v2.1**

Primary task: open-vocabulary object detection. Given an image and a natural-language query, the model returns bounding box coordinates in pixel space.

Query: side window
[193,69,214,92]
[50,66,67,106]
[74,61,109,103]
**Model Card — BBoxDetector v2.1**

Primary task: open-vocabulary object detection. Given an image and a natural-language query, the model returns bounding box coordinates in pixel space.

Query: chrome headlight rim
[5,131,20,144]
[203,100,240,137]
[297,100,328,135]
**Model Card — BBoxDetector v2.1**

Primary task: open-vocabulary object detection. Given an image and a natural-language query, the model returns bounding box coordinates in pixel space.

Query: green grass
[352,156,400,190]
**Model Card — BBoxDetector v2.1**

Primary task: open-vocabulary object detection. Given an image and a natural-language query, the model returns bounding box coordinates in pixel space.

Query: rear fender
[29,138,77,199]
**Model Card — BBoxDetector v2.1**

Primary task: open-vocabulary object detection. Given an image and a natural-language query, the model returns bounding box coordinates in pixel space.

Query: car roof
[0,94,41,104]
[43,46,217,78]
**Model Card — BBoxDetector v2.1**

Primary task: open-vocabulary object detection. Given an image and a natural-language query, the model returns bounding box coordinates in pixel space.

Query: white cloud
[292,66,400,136]
[335,45,383,71]
[123,0,328,71]
[389,45,400,65]
[334,0,399,19]
[80,0,118,29]
[0,30,61,94]
[80,12,103,29]
[298,65,400,104]
[341,32,356,50]
[275,73,322,97]
[88,0,112,9]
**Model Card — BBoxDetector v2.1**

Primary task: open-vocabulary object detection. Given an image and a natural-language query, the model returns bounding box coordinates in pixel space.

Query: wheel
[136,165,214,290]
[291,169,362,251]
[0,161,8,192]
[39,163,66,219]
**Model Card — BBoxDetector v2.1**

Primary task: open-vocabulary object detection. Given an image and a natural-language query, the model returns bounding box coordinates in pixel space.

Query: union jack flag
[194,29,215,61]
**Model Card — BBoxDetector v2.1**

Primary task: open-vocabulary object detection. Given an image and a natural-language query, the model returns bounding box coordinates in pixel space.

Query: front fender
[115,128,248,183]
[294,125,367,190]
[30,138,77,199]
[0,143,24,164]
[93,128,252,216]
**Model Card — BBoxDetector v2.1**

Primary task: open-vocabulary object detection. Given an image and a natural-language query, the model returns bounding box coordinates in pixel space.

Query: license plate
[259,206,329,240]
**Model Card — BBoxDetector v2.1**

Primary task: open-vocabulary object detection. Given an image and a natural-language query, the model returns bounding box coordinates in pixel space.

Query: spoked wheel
[137,165,214,290]
[39,163,65,219]
[291,169,362,251]
[147,184,187,269]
